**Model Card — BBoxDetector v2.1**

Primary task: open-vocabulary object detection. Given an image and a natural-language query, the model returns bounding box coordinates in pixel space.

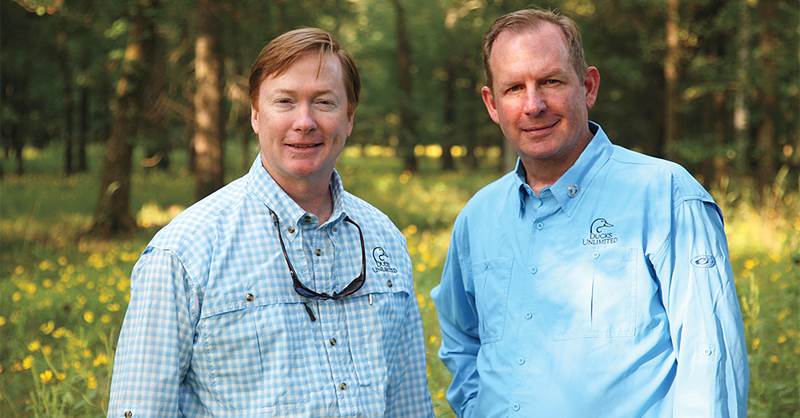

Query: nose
[292,103,317,133]
[523,88,547,115]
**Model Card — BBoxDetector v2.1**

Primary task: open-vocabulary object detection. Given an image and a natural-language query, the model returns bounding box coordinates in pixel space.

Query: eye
[315,98,337,109]
[506,84,524,94]
[543,79,562,86]
[273,97,294,107]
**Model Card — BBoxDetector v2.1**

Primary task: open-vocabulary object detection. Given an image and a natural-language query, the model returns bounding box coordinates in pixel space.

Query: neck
[265,166,335,222]
[524,132,593,194]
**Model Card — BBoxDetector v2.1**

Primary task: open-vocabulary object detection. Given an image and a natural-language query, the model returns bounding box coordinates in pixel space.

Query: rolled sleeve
[107,248,198,418]
[431,218,481,417]
[652,199,749,418]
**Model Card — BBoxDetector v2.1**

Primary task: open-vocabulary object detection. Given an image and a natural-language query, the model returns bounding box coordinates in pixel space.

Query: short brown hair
[482,9,587,89]
[249,27,360,115]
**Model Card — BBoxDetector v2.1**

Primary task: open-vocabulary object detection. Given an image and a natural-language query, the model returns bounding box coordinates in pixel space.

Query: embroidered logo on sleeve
[691,255,716,268]
[583,218,618,246]
[372,247,398,273]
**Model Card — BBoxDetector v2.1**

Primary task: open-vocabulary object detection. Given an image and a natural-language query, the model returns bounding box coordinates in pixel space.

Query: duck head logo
[583,218,619,246]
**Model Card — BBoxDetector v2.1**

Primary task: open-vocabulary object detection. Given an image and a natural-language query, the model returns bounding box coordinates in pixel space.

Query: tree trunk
[712,91,728,187]
[755,0,777,190]
[89,0,158,237]
[732,0,750,175]
[663,0,680,160]
[392,0,418,173]
[59,31,74,176]
[441,60,456,171]
[193,0,225,201]
[77,85,89,172]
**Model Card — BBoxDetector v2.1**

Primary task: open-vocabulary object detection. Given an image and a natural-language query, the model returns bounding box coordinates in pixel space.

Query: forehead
[261,52,346,93]
[490,24,572,80]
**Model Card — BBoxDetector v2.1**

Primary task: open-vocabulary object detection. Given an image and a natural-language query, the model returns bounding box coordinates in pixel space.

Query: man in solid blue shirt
[432,8,748,418]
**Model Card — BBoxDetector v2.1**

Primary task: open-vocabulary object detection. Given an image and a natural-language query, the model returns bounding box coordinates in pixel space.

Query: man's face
[251,53,354,187]
[481,23,599,170]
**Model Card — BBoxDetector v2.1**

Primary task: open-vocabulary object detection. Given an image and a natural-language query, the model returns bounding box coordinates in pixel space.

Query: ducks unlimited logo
[583,218,618,245]
[372,247,398,273]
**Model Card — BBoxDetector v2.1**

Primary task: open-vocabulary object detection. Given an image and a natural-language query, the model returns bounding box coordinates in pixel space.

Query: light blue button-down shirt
[432,123,748,418]
[108,156,434,417]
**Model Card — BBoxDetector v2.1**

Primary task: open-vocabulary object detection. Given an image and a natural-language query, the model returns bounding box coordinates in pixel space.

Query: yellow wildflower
[751,338,760,351]
[83,349,92,359]
[40,321,55,334]
[435,390,445,400]
[57,372,66,381]
[416,263,427,273]
[39,370,53,383]
[769,355,779,364]
[14,265,24,275]
[52,327,68,338]
[416,293,428,309]
[428,335,439,345]
[42,279,53,288]
[38,260,54,270]
[101,314,112,324]
[86,374,98,390]
[93,353,109,367]
[743,259,757,270]
[28,340,41,352]
[0,316,6,327]
[12,292,22,302]
[22,356,34,370]
[107,303,121,312]
[57,256,68,266]
[83,311,95,324]
[42,345,52,356]
[777,335,788,344]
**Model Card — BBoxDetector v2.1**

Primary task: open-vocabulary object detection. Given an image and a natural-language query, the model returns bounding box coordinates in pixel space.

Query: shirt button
[593,251,600,259]
[339,382,347,390]
[287,226,296,234]
[524,312,533,320]
[124,411,133,418]
[704,347,713,356]
[314,248,322,256]
[329,338,337,346]
[536,222,544,230]
[530,266,538,275]
[512,403,520,411]
[332,226,338,233]
[245,293,255,302]
[517,357,525,365]
[567,184,579,198]
[303,215,312,223]
[386,279,393,288]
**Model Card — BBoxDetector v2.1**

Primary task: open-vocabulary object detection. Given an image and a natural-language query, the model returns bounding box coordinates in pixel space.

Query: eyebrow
[271,88,337,96]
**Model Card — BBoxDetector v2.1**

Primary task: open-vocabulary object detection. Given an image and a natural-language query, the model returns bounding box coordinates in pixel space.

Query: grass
[0,144,798,417]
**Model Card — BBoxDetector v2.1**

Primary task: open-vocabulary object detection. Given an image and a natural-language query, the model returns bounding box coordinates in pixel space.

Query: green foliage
[1,144,799,417]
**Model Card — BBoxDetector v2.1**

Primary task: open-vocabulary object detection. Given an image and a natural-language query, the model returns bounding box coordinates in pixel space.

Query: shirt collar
[513,121,613,218]
[246,155,348,228]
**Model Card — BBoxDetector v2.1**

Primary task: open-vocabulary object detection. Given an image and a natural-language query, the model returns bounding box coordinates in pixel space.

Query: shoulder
[343,191,404,241]
[146,176,250,275]
[455,171,518,231]
[606,145,713,204]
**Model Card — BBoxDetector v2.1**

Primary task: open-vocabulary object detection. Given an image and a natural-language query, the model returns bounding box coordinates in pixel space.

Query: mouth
[521,120,559,135]
[286,142,323,150]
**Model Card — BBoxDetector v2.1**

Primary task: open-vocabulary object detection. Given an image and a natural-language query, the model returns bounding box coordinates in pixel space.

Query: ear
[583,66,600,109]
[345,108,355,137]
[481,85,500,124]
[250,104,259,134]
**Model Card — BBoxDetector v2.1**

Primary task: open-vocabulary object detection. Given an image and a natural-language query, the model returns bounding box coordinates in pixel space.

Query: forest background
[1,0,798,417]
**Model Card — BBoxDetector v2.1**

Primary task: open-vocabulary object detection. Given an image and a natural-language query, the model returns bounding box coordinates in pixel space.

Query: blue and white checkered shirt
[108,156,434,417]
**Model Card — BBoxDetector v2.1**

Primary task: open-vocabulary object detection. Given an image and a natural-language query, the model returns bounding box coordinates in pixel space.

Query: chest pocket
[471,257,513,344]
[554,247,637,339]
[344,272,411,390]
[195,286,326,411]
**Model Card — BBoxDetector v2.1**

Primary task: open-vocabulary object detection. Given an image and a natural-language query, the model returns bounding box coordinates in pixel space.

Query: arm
[385,277,435,417]
[107,248,198,418]
[431,218,481,418]
[651,199,749,418]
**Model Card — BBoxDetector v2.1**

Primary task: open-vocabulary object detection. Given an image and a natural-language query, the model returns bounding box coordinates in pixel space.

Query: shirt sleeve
[385,271,435,417]
[651,199,749,418]
[107,247,198,418]
[431,217,481,418]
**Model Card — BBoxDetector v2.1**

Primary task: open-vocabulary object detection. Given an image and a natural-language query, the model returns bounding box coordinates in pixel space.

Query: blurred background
[1,0,798,417]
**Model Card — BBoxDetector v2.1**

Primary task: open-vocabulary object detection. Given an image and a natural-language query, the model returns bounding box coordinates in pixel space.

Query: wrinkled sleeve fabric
[107,248,198,418]
[431,215,481,418]
[651,199,749,418]
[386,266,435,417]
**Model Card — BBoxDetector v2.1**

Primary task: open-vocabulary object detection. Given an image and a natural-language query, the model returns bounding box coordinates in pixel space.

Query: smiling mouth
[522,120,559,133]
[287,143,322,149]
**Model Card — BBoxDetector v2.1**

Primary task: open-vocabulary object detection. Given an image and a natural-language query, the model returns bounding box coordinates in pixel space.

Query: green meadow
[1,145,798,417]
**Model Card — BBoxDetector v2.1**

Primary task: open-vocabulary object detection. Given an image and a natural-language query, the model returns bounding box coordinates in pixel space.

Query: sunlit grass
[1,144,798,417]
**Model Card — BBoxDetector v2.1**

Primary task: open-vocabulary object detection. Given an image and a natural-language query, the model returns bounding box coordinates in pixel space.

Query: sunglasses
[269,208,366,301]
